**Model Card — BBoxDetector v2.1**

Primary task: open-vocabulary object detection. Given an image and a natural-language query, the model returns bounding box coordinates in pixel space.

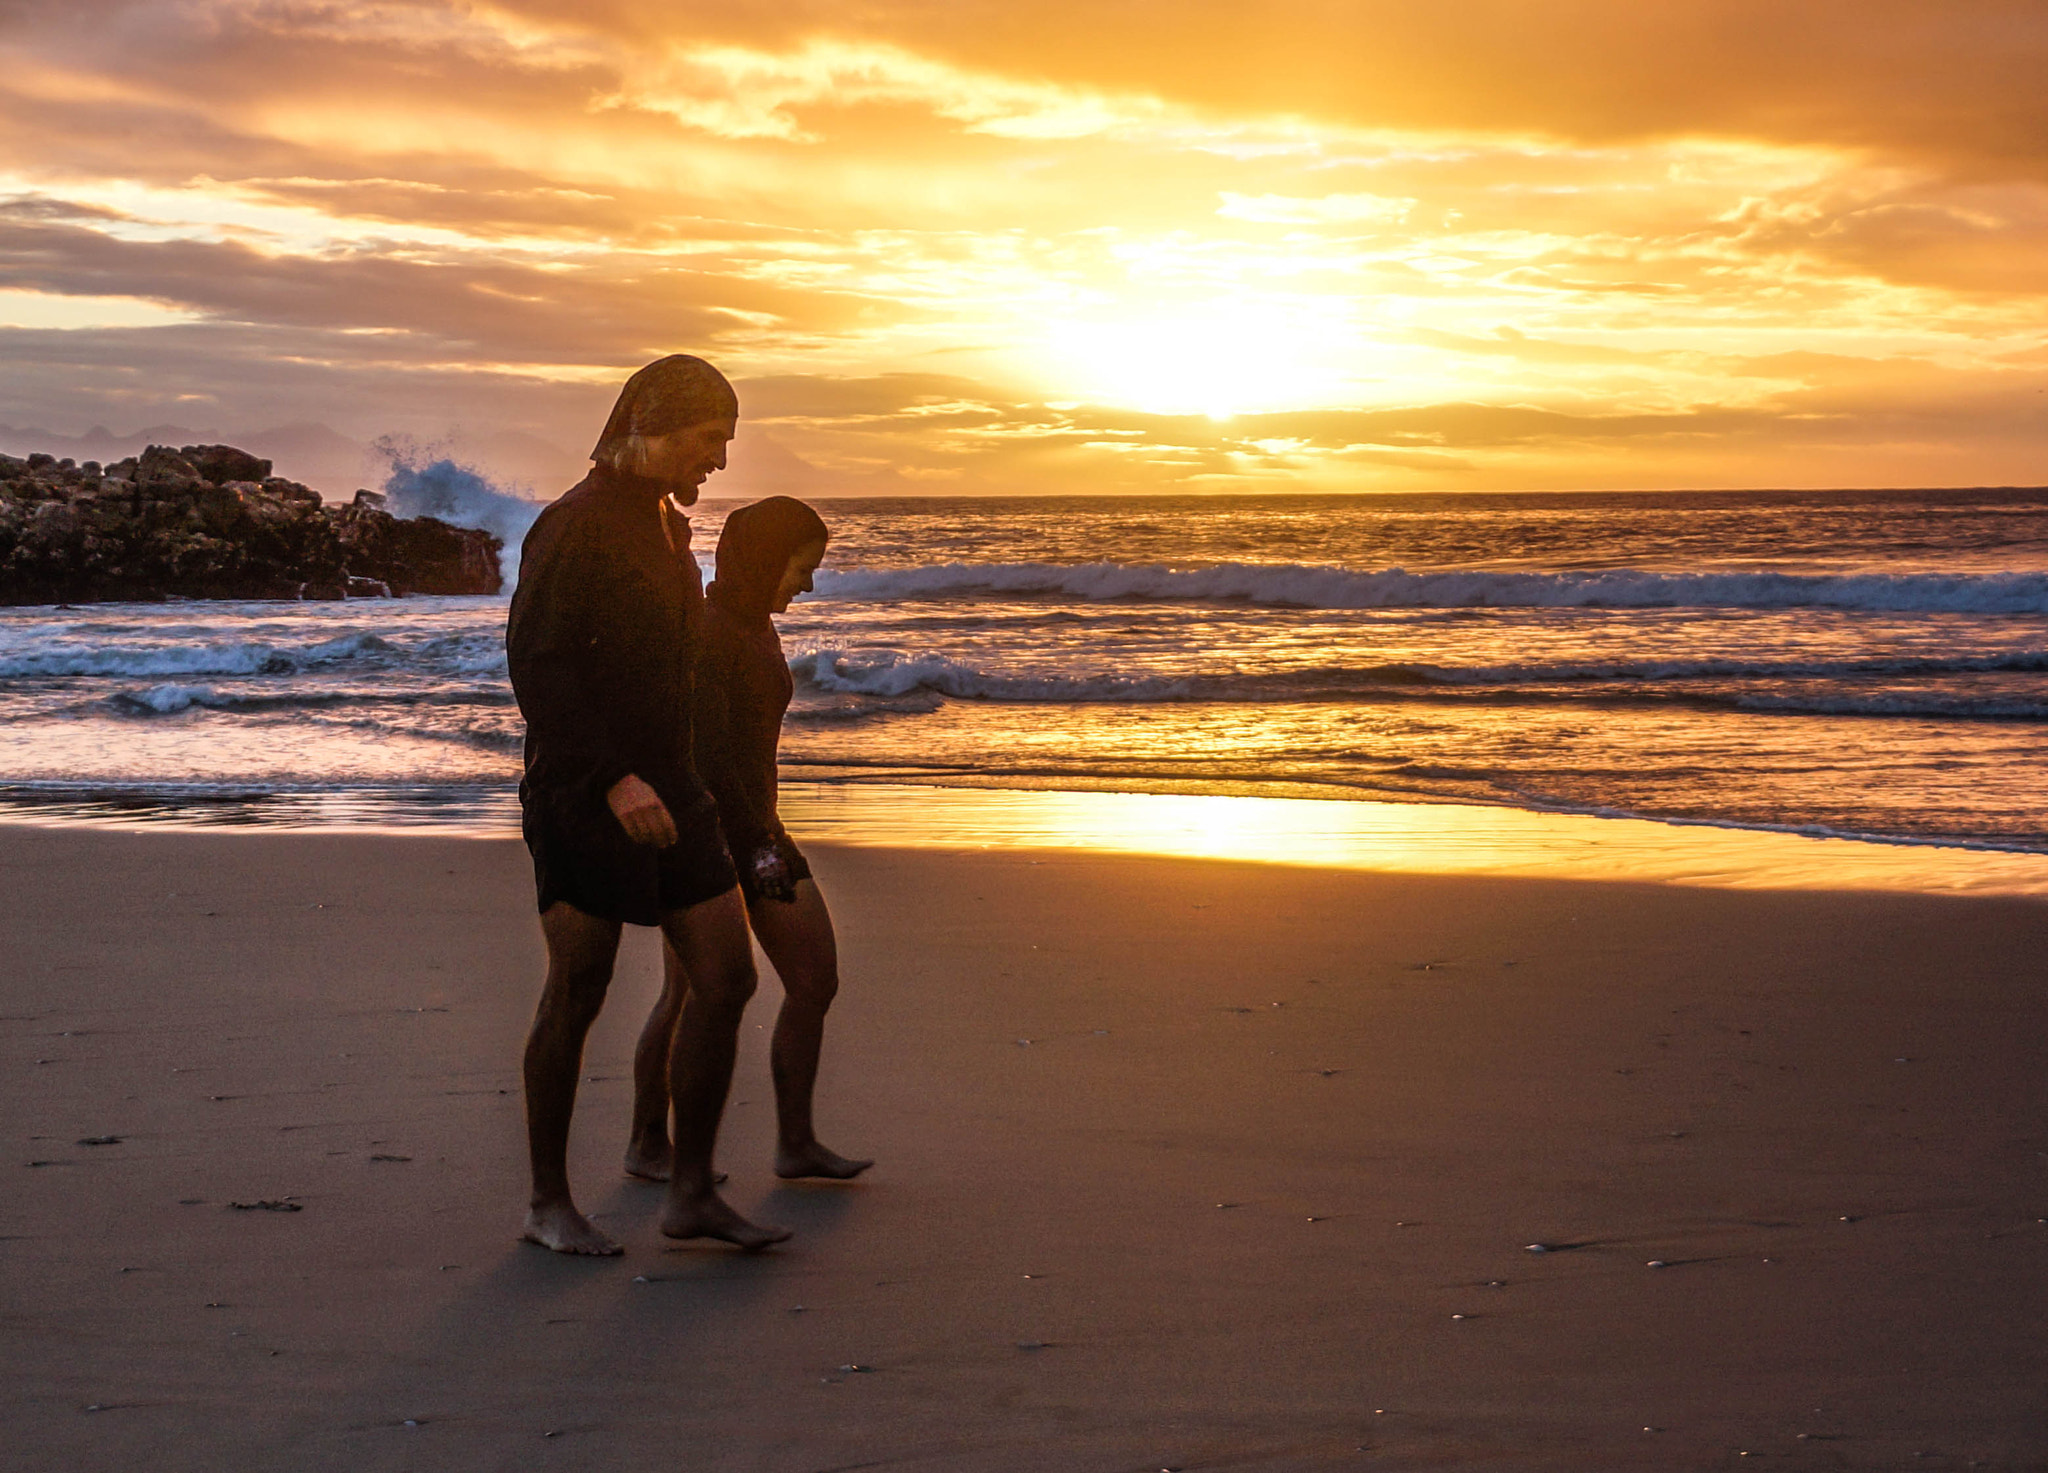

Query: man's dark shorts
[522,778,738,926]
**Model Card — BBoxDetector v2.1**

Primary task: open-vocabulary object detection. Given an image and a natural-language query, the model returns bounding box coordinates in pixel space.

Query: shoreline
[6,776,2048,897]
[4,824,2045,1469]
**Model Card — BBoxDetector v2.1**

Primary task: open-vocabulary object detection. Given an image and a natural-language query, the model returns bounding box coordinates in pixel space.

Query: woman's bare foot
[622,1143,726,1188]
[521,1201,623,1256]
[775,1141,875,1180]
[623,1138,672,1182]
[659,1189,791,1250]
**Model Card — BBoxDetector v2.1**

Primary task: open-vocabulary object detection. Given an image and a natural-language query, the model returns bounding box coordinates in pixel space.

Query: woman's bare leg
[522,903,624,1255]
[749,878,873,1180]
[656,886,790,1248]
[623,952,685,1180]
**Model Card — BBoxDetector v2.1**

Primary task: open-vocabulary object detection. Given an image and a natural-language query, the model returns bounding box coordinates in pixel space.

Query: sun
[1038,298,1362,419]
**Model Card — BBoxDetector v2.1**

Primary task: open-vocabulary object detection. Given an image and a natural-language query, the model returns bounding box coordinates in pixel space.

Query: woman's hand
[748,843,797,902]
[606,774,678,847]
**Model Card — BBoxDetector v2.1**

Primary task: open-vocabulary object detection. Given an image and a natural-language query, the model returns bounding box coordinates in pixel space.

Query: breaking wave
[792,646,2048,700]
[377,442,544,585]
[790,646,2048,718]
[0,629,508,681]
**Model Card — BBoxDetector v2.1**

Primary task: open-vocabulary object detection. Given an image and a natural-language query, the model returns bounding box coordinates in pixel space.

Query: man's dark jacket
[505,465,706,813]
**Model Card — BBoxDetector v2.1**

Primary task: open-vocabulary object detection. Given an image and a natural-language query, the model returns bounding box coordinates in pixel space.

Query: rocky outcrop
[0,445,503,604]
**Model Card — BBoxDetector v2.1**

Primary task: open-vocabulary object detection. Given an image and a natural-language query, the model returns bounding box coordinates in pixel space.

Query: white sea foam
[812,561,2048,614]
[793,649,1197,702]
[0,630,460,684]
[116,683,225,714]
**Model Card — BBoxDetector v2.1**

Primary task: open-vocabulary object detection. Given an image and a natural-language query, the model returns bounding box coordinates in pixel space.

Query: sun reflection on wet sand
[778,783,2048,897]
[5,779,2047,897]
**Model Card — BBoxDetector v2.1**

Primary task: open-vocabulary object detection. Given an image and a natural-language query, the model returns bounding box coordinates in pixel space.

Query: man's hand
[606,774,678,848]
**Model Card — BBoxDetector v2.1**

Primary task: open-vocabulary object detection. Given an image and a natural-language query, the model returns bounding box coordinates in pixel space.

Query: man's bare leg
[750,879,873,1180]
[657,886,791,1249]
[624,960,684,1181]
[522,903,625,1255]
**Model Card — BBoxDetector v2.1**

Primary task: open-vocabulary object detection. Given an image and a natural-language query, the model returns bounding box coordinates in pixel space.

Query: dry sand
[2,823,2045,1471]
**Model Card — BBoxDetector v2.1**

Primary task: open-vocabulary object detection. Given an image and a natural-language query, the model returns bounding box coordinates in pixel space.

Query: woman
[627,496,873,1183]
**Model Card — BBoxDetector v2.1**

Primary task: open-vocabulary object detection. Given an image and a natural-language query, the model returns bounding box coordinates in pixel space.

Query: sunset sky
[2,1,2046,495]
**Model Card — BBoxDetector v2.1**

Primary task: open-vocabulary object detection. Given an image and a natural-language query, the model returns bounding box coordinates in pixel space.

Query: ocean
[4,486,2048,854]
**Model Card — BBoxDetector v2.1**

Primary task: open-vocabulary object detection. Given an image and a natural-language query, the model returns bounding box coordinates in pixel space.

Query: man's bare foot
[659,1190,791,1250]
[521,1202,623,1256]
[775,1141,875,1180]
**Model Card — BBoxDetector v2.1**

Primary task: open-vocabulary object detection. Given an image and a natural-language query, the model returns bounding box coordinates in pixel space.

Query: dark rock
[331,502,501,596]
[264,478,323,509]
[0,441,502,605]
[352,489,387,509]
[135,446,202,492]
[182,444,273,485]
[192,482,245,530]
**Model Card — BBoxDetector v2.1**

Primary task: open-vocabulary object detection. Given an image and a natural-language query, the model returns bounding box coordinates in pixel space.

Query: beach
[6,820,2046,1471]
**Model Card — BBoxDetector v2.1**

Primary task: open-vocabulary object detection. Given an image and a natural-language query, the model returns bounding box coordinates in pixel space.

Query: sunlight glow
[1042,299,1366,418]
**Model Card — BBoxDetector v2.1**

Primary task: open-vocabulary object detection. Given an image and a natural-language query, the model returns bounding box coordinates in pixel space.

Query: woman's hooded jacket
[693,497,829,857]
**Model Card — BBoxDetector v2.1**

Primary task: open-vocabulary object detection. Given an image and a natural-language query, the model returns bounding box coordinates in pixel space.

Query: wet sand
[3,823,2045,1471]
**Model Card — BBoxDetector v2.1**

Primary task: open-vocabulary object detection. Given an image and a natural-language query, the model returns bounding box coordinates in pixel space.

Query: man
[506,354,789,1254]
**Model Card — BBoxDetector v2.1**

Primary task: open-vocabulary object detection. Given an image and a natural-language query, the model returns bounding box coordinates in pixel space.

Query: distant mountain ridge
[0,421,871,500]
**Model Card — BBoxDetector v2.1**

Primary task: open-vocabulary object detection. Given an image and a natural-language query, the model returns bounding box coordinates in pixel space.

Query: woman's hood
[707,496,829,620]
